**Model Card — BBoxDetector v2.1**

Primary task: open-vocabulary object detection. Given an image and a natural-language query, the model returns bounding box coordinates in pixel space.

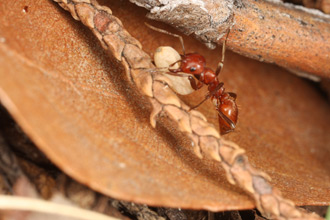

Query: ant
[146,20,238,135]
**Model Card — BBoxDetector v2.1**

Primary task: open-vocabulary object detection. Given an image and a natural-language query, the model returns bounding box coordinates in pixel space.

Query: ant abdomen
[217,95,238,134]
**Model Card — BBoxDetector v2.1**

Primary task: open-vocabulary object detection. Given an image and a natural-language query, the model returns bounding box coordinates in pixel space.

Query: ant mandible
[146,20,238,135]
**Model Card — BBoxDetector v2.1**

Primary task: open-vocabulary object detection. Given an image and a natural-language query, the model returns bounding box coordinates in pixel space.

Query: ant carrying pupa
[146,19,238,135]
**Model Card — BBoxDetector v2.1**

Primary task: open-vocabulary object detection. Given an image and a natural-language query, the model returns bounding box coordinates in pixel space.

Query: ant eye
[190,67,196,72]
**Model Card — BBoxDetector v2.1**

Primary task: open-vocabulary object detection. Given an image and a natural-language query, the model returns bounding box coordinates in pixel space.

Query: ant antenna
[215,14,235,76]
[145,22,186,55]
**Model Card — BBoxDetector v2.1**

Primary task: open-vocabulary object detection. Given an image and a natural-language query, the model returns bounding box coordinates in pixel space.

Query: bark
[130,0,330,78]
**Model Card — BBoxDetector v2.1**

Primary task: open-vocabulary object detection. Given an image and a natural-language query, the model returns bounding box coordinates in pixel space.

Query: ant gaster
[146,21,238,135]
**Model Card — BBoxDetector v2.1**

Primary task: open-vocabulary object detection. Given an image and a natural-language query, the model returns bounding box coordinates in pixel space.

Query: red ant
[146,21,238,135]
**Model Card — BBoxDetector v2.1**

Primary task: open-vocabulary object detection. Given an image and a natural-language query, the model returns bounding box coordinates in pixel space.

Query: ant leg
[189,93,212,110]
[166,72,202,90]
[188,76,203,90]
[215,14,235,76]
[168,60,183,73]
[218,111,236,131]
[190,82,224,110]
[228,92,237,100]
[215,29,230,76]
[166,71,188,77]
[145,23,186,55]
[169,60,182,68]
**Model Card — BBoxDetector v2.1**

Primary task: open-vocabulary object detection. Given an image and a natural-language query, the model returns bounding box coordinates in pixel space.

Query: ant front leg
[166,71,202,91]
[167,60,183,73]
[188,76,203,90]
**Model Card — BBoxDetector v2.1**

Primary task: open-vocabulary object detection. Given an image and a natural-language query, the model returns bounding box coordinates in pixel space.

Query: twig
[52,0,323,219]
[0,195,118,220]
[130,0,330,78]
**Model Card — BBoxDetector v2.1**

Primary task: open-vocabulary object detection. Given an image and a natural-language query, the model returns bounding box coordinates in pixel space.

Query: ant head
[181,53,206,74]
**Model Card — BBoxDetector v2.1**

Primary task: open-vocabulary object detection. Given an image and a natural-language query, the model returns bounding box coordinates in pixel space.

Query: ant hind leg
[228,92,237,100]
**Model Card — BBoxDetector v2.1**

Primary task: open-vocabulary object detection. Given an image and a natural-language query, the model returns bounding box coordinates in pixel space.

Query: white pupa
[154,46,195,95]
